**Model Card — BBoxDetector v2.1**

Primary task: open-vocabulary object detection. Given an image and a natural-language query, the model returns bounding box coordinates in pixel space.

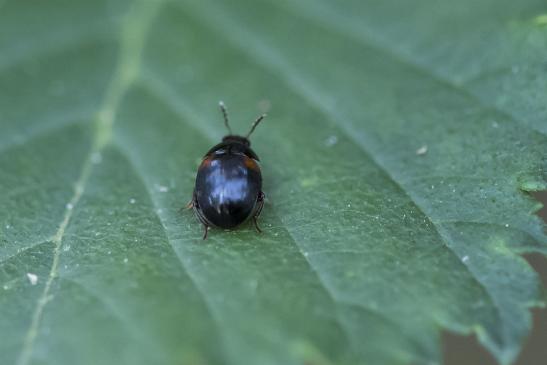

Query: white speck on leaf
[5,224,10,229]
[129,198,136,204]
[492,121,499,128]
[462,255,469,263]
[66,203,73,210]
[416,145,428,155]
[155,184,169,193]
[3,285,8,290]
[505,224,509,228]
[63,245,70,252]
[324,135,338,147]
[123,258,128,263]
[26,273,38,285]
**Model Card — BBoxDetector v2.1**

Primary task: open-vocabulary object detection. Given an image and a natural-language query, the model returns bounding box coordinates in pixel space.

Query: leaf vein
[15,1,163,363]
[111,142,233,364]
[136,74,430,361]
[172,2,512,353]
[274,0,546,137]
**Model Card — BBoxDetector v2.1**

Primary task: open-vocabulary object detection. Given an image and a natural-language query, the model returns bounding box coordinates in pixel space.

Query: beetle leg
[253,191,265,233]
[253,217,262,233]
[191,195,211,240]
[179,192,195,214]
[255,191,265,217]
[179,200,193,214]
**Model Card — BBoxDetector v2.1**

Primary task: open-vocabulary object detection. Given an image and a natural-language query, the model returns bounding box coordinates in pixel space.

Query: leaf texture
[0,1,546,364]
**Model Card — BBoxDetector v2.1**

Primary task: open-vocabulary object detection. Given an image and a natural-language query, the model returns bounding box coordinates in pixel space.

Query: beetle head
[222,135,251,147]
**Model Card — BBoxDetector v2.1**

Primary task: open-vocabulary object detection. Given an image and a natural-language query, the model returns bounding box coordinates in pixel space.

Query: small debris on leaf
[324,135,338,147]
[416,145,428,156]
[155,184,169,193]
[26,273,38,285]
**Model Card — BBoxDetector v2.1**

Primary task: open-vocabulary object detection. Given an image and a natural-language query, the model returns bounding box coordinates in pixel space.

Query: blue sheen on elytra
[195,150,261,229]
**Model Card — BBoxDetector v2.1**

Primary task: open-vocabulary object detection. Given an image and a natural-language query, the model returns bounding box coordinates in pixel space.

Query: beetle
[188,101,267,239]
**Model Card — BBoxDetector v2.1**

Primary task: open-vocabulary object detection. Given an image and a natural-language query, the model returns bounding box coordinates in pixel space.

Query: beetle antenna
[218,101,232,135]
[246,114,267,138]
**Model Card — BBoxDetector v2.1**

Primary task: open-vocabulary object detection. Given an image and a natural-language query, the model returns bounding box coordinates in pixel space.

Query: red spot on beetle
[199,157,212,169]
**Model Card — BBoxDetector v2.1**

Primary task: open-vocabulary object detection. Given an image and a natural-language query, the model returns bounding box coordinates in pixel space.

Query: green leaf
[1,0,546,364]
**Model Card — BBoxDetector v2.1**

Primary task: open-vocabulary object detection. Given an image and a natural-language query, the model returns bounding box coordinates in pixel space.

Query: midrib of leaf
[176,1,541,361]
[16,137,93,365]
[15,1,162,364]
[117,77,422,364]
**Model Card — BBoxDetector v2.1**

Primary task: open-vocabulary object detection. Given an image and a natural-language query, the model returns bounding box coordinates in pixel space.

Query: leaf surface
[0,1,546,364]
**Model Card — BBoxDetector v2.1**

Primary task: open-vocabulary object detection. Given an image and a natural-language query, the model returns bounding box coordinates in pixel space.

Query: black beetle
[188,102,266,239]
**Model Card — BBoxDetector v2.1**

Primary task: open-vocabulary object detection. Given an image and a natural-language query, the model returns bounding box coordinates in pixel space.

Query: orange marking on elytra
[199,157,212,169]
[244,156,259,171]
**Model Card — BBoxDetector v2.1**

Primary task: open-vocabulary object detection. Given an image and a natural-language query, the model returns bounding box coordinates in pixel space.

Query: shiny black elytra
[189,102,266,239]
